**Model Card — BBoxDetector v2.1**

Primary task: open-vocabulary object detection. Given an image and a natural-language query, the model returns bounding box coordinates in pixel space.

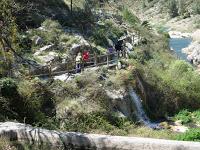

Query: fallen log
[0,122,200,150]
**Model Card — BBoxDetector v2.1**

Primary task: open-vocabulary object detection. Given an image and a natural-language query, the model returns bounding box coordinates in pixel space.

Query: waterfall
[128,85,160,129]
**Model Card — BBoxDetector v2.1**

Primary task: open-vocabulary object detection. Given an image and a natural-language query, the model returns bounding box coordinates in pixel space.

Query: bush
[122,8,140,25]
[178,0,186,16]
[193,110,200,124]
[0,78,17,98]
[0,78,56,124]
[41,19,62,30]
[168,0,179,18]
[63,111,133,134]
[18,79,56,124]
[176,128,200,141]
[174,109,191,124]
[192,0,200,15]
[90,20,124,47]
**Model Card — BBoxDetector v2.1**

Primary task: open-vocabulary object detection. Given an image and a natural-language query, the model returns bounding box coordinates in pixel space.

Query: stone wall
[0,122,200,150]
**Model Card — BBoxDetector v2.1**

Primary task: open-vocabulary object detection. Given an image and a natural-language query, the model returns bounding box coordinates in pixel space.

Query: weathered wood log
[0,122,200,150]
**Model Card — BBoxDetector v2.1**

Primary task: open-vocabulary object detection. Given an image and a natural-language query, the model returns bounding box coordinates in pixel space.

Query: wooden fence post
[116,52,119,67]
[107,54,109,67]
[81,60,84,72]
[49,65,52,77]
[94,53,97,66]
[66,62,68,74]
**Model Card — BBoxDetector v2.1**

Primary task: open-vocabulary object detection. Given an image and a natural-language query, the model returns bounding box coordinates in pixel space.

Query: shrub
[63,111,133,134]
[0,78,17,98]
[178,0,186,16]
[176,128,200,141]
[41,19,62,30]
[168,0,179,18]
[122,8,140,25]
[174,109,191,124]
[192,0,200,15]
[18,79,56,124]
[192,110,200,124]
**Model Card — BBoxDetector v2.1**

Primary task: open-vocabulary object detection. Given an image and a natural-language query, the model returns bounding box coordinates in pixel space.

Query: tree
[192,0,200,15]
[0,0,18,77]
[168,0,179,18]
[178,0,186,16]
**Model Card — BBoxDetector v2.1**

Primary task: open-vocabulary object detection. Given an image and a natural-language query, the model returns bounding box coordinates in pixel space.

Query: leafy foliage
[122,8,140,26]
[174,109,191,124]
[176,128,200,141]
[0,0,19,77]
[192,0,200,14]
[168,0,179,18]
[0,78,56,125]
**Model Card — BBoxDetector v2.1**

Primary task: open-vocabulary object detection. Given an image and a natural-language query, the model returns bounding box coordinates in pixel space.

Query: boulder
[37,52,59,65]
[69,42,91,56]
[183,41,200,65]
[192,30,200,42]
[33,36,43,45]
[169,31,191,38]
[34,44,55,56]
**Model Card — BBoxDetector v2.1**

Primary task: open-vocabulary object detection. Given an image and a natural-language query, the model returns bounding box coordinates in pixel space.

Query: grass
[0,138,16,150]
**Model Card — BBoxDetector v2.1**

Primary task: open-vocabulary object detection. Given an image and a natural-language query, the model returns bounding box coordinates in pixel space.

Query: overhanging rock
[0,122,200,150]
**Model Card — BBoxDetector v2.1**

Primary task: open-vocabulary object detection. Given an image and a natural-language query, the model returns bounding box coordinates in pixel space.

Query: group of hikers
[75,39,131,73]
[75,51,90,73]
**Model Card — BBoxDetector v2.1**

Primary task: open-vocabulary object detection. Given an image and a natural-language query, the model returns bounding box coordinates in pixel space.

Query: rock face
[32,36,43,45]
[169,31,191,38]
[34,44,55,56]
[182,41,200,65]
[69,35,91,55]
[192,30,200,42]
[1,122,200,150]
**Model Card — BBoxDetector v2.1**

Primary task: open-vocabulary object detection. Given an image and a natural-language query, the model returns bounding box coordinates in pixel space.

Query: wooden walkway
[30,51,126,77]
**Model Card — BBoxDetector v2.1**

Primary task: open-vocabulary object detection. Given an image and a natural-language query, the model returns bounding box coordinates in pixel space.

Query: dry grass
[0,138,16,150]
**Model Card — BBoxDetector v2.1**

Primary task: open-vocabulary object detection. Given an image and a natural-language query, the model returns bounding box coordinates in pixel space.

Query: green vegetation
[168,0,179,18]
[174,109,192,124]
[0,78,56,124]
[174,109,200,125]
[176,128,200,142]
[192,0,200,14]
[1,0,200,147]
[90,20,125,47]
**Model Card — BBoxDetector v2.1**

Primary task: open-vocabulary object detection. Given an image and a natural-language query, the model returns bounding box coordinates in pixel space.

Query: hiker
[107,47,114,54]
[115,40,124,57]
[124,42,133,58]
[82,51,89,62]
[75,52,82,73]
[107,47,115,62]
[82,51,90,67]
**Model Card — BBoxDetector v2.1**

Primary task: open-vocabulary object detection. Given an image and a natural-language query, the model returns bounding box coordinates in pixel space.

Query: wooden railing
[30,51,126,77]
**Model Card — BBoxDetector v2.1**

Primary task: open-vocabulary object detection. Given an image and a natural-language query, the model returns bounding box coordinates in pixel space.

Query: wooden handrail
[30,51,125,77]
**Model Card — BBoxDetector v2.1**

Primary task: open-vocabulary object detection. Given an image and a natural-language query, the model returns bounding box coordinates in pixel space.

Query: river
[169,38,192,61]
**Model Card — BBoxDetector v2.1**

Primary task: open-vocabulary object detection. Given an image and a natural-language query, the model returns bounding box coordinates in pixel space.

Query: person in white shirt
[75,52,82,73]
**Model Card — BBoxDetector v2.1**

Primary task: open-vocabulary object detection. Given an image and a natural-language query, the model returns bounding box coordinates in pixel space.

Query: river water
[169,38,192,61]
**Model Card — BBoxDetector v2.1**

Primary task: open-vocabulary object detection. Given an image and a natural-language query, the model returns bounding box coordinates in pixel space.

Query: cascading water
[128,85,160,129]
